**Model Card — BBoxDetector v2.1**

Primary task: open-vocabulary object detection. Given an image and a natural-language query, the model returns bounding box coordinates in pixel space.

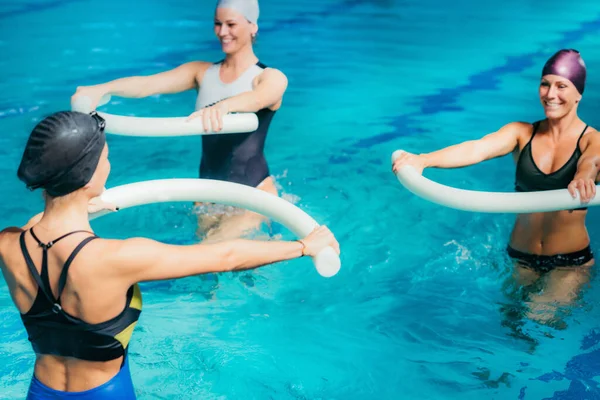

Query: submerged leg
[201,177,278,243]
[527,264,592,324]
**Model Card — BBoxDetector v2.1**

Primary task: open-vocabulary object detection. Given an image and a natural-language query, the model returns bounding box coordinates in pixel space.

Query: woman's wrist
[102,82,117,97]
[218,98,233,114]
[296,239,307,257]
[418,153,432,168]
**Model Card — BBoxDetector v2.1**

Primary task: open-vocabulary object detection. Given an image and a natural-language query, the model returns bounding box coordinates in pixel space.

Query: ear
[82,179,104,200]
[250,23,258,36]
[82,172,98,191]
[82,180,94,191]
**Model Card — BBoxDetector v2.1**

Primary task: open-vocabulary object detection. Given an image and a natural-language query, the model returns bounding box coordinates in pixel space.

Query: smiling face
[539,74,582,119]
[214,7,257,54]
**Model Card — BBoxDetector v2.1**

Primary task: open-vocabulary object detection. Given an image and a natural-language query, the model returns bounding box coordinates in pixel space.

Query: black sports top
[19,229,142,362]
[515,121,588,193]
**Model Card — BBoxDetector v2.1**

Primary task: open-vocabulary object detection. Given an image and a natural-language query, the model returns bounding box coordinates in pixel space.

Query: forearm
[421,140,483,169]
[100,76,155,98]
[119,237,305,284]
[216,239,304,272]
[574,156,600,181]
[221,91,265,113]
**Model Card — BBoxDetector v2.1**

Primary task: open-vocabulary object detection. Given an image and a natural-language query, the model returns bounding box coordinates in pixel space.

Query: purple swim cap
[541,49,586,94]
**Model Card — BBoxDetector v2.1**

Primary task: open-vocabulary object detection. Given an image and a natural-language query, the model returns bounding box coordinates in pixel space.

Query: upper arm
[0,229,8,259]
[0,230,6,280]
[474,122,526,161]
[0,227,20,270]
[253,68,288,108]
[106,237,233,285]
[145,61,211,95]
[579,129,600,157]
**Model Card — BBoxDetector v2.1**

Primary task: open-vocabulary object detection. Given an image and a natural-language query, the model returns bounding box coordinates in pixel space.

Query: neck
[223,45,258,72]
[546,110,582,140]
[35,193,92,235]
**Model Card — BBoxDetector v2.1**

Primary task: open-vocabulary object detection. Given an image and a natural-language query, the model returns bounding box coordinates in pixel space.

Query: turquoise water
[2,0,600,398]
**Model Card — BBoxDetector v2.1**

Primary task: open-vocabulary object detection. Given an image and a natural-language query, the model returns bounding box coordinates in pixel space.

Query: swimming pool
[2,0,600,398]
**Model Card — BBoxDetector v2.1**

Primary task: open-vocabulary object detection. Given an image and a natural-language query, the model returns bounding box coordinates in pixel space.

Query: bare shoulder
[253,69,288,102]
[89,237,129,261]
[502,121,534,134]
[261,67,287,82]
[182,61,212,71]
[584,125,598,136]
[490,121,533,142]
[179,61,212,85]
[69,237,131,283]
[0,227,23,266]
[103,237,154,260]
[0,227,23,245]
[581,125,600,147]
[94,237,160,274]
[189,61,212,71]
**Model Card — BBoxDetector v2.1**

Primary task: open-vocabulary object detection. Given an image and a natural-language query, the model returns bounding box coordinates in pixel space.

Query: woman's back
[0,227,140,392]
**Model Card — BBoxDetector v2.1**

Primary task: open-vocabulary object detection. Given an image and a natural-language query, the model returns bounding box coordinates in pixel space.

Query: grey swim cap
[216,0,259,25]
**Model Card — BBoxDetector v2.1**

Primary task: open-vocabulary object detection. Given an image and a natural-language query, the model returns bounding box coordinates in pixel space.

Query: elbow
[219,241,242,272]
[471,140,498,164]
[578,156,600,177]
[474,152,487,164]
[253,86,284,110]
[593,158,600,176]
[252,92,266,111]
[125,76,153,98]
[135,78,154,98]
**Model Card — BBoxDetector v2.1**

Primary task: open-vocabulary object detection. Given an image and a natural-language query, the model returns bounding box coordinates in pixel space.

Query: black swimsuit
[196,61,276,188]
[200,106,276,187]
[508,121,593,272]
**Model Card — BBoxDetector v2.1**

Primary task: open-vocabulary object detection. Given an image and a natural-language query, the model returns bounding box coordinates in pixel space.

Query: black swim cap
[18,111,106,197]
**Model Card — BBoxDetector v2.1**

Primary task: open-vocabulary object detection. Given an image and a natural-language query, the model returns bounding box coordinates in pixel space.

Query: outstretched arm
[105,226,339,286]
[392,122,525,174]
[72,62,211,110]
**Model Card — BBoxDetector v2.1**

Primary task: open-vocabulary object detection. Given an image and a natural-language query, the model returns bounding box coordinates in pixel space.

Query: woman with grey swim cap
[393,49,600,322]
[0,111,338,399]
[72,0,287,241]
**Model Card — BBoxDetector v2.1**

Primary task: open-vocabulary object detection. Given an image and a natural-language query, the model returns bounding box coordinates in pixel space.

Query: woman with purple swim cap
[393,49,600,322]
[72,0,288,241]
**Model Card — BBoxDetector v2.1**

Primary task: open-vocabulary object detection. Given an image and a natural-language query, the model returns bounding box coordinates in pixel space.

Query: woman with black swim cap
[0,111,338,399]
[393,49,600,321]
[71,0,287,241]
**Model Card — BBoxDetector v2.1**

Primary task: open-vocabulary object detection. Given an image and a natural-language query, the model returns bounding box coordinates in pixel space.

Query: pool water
[2,0,600,398]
